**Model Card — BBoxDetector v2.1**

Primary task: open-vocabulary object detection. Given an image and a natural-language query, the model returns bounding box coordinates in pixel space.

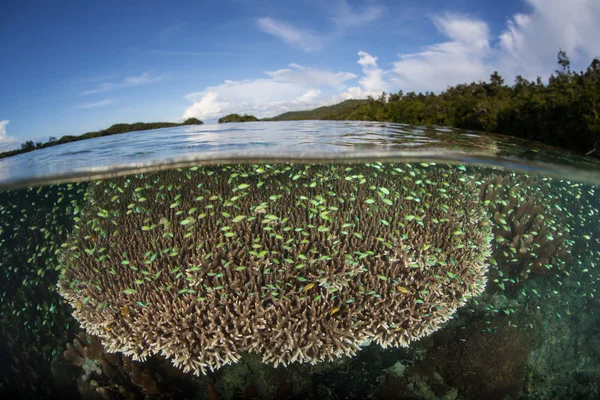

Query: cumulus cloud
[356,51,388,94]
[334,51,389,100]
[357,51,378,68]
[391,14,490,93]
[81,71,165,95]
[297,89,322,103]
[257,18,323,52]
[498,0,600,79]
[0,120,9,140]
[180,64,358,121]
[391,0,600,93]
[0,120,20,152]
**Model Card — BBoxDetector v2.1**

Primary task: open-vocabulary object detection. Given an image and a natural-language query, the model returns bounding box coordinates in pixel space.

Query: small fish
[397,286,410,294]
[121,305,128,316]
[232,215,246,223]
[302,283,315,292]
[329,307,340,316]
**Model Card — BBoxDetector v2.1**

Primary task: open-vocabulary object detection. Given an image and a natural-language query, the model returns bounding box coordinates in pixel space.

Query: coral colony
[479,174,570,280]
[57,163,493,375]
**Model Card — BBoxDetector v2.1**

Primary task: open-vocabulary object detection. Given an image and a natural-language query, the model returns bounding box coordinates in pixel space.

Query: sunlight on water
[2,121,600,189]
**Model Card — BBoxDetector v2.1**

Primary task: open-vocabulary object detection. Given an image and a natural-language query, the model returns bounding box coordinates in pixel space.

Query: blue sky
[1,0,599,151]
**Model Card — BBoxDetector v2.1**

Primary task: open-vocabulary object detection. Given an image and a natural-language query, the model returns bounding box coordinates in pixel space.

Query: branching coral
[479,173,571,279]
[64,331,161,397]
[57,163,492,375]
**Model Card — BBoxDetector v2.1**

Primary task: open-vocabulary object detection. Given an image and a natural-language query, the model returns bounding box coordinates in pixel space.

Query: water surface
[2,121,600,189]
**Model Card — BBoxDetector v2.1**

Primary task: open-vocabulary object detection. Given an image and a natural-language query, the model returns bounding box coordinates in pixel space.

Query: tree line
[218,114,258,123]
[271,51,600,156]
[0,118,203,160]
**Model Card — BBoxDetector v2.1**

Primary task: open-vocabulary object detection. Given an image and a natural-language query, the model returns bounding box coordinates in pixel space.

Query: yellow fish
[329,307,340,316]
[397,286,410,294]
[302,283,315,292]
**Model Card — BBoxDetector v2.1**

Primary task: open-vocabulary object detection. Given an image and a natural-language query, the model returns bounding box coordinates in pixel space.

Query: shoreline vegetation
[265,52,600,157]
[0,118,203,160]
[2,51,598,160]
[218,113,259,123]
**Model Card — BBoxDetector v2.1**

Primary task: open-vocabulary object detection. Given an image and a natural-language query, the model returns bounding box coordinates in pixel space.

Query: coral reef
[57,163,492,375]
[479,173,571,280]
[422,318,533,400]
[62,331,184,399]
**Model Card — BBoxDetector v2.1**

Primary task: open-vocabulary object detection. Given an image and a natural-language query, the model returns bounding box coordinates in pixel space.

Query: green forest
[270,52,600,156]
[218,114,259,123]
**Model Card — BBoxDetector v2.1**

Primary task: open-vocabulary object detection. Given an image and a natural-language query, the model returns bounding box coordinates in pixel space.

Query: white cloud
[181,92,229,121]
[0,120,9,140]
[0,120,20,152]
[267,63,356,87]
[81,72,165,95]
[334,51,389,100]
[76,99,113,109]
[331,0,383,27]
[498,0,600,79]
[390,0,600,93]
[257,18,323,52]
[181,80,308,121]
[357,51,378,68]
[297,89,321,103]
[433,14,490,51]
[391,14,490,93]
[180,64,359,121]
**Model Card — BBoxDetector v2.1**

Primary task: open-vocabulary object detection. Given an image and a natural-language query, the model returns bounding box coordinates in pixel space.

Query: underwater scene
[0,123,599,400]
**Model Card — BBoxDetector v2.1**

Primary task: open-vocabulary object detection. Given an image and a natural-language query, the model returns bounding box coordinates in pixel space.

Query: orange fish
[121,305,128,316]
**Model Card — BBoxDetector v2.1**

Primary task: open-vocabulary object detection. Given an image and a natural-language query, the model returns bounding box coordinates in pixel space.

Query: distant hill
[218,114,259,123]
[265,100,368,121]
[0,118,203,160]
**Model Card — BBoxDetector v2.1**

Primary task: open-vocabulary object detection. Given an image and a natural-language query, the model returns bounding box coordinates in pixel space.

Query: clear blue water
[0,121,599,399]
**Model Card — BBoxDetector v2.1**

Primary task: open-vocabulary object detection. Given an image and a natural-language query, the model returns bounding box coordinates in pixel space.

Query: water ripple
[1,121,600,189]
